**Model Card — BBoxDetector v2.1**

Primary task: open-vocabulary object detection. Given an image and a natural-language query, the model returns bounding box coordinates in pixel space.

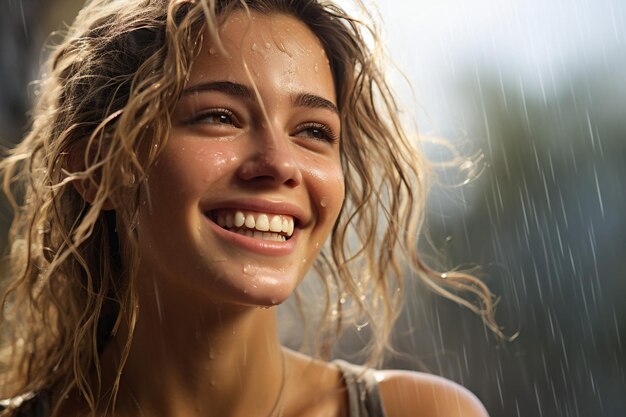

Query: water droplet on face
[209,47,216,55]
[320,197,328,207]
[314,63,319,73]
[265,42,271,49]
[251,43,258,51]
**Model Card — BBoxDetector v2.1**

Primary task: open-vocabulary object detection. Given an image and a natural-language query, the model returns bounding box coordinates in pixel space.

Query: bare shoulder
[375,369,489,417]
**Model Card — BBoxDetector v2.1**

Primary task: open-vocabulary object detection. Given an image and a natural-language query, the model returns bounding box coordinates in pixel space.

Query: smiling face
[134,11,344,307]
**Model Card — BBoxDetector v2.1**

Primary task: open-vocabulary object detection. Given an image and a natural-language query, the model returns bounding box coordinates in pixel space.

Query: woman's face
[135,11,344,307]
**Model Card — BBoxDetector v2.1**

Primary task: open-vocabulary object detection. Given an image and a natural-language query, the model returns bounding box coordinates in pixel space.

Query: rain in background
[1,0,624,416]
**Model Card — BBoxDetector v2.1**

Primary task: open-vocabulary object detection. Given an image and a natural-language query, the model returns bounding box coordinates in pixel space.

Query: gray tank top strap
[333,359,387,417]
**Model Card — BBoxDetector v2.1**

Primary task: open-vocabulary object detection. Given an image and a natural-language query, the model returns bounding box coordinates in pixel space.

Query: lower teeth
[229,228,286,242]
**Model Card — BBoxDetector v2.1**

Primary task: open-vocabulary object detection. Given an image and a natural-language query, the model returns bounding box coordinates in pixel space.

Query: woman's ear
[71,177,115,211]
[66,147,115,211]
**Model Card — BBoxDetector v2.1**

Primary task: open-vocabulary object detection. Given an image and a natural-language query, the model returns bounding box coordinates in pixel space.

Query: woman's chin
[204,263,300,309]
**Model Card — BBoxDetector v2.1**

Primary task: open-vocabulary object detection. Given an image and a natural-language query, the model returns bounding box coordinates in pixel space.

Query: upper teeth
[216,210,295,237]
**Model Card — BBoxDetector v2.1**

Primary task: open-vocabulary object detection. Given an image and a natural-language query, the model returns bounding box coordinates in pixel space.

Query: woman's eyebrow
[293,93,339,115]
[182,81,254,100]
[181,81,338,115]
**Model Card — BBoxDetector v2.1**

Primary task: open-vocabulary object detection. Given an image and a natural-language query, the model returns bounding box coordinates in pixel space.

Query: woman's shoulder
[375,369,489,417]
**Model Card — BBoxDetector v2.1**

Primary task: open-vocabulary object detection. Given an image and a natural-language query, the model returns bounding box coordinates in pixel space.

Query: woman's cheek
[302,155,345,220]
[153,141,241,193]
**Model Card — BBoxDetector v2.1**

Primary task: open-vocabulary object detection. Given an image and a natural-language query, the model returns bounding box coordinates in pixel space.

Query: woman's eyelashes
[185,108,239,127]
[293,122,339,144]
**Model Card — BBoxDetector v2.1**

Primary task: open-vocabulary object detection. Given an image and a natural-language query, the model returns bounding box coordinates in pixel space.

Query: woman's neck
[98,277,288,417]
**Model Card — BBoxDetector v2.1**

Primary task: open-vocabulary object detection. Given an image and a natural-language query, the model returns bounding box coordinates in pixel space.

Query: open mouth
[206,209,296,242]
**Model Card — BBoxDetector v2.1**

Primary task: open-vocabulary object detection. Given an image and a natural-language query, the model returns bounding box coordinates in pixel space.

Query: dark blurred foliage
[0,1,42,143]
[0,0,84,252]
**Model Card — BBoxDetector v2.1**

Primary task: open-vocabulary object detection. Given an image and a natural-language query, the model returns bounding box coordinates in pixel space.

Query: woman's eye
[186,109,237,126]
[294,123,338,144]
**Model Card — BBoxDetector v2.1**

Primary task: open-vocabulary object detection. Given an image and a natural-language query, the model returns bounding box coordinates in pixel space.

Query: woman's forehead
[214,11,327,60]
[187,11,336,102]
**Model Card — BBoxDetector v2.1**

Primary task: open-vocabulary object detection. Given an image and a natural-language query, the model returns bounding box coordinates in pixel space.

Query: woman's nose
[236,127,303,188]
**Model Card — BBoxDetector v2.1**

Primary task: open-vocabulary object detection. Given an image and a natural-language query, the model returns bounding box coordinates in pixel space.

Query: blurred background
[1,0,625,416]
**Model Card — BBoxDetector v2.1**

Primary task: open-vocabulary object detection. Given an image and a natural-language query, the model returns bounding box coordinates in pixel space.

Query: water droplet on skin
[265,42,271,49]
[209,47,216,55]
[243,265,252,275]
[251,43,258,51]
[302,258,307,264]
[320,197,328,207]
[314,63,319,73]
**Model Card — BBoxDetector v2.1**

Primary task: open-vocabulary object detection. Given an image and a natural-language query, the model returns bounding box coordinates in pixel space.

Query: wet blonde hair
[0,0,502,414]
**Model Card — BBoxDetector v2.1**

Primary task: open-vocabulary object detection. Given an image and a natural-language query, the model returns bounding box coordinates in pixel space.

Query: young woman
[0,0,500,416]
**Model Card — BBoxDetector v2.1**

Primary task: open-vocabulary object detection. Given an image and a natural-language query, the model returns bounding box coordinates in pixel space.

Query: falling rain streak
[329,0,626,416]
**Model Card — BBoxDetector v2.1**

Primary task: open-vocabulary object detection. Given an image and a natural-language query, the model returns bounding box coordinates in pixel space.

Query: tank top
[334,360,387,417]
[2,361,387,417]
